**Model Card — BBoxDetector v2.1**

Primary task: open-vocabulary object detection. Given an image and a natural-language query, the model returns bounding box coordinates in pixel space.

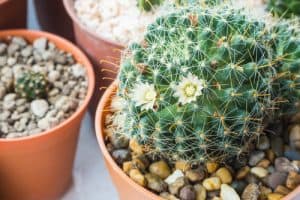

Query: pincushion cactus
[267,0,300,18]
[110,7,300,164]
[15,71,49,100]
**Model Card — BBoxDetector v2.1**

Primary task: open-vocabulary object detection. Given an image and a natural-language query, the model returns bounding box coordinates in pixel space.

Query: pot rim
[63,0,124,49]
[95,81,165,200]
[95,81,300,200]
[0,0,9,4]
[0,29,95,143]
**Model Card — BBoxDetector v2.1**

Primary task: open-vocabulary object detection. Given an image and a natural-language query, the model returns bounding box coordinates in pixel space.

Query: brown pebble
[267,149,275,163]
[286,171,300,190]
[242,183,260,200]
[129,169,146,186]
[123,161,133,174]
[259,186,272,200]
[185,169,205,183]
[175,160,191,172]
[129,139,144,155]
[215,167,232,184]
[274,185,291,196]
[206,162,219,174]
[236,166,250,180]
[257,159,271,168]
[267,193,284,200]
[179,185,196,200]
[149,160,171,179]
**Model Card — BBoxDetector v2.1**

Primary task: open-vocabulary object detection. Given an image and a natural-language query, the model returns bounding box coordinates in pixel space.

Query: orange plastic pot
[95,82,300,200]
[63,0,124,115]
[0,30,95,200]
[0,0,27,29]
[34,0,74,41]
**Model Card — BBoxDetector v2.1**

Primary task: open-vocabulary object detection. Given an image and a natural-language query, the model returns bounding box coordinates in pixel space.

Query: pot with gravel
[0,0,27,29]
[0,30,95,200]
[95,6,300,200]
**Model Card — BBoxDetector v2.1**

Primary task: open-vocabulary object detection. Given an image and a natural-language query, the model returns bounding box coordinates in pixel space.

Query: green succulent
[111,7,300,164]
[137,0,164,11]
[267,0,300,18]
[15,71,49,100]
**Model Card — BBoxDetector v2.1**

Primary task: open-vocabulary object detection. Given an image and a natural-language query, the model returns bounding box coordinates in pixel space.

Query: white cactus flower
[132,82,157,110]
[174,73,205,104]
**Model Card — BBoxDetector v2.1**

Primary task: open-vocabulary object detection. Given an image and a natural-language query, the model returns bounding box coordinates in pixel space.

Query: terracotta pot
[95,82,300,200]
[0,0,27,29]
[34,0,75,41]
[63,0,124,115]
[0,30,95,200]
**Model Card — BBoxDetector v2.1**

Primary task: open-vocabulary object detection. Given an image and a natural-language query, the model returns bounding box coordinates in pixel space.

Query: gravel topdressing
[0,36,88,139]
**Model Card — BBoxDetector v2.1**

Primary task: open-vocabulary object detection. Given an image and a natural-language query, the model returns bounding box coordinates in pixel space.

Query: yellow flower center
[184,83,197,97]
[144,90,156,101]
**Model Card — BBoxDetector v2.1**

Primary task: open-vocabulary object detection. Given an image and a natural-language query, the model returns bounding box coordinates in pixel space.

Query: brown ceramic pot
[34,0,74,41]
[0,0,27,29]
[63,0,124,115]
[0,30,95,200]
[95,82,300,200]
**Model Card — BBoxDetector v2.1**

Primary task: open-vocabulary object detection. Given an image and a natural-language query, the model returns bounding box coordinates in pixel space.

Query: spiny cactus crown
[15,71,49,100]
[111,7,300,164]
[267,0,300,18]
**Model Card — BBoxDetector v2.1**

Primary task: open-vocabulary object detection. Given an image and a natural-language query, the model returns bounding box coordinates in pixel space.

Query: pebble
[267,193,284,200]
[129,139,144,155]
[284,150,300,161]
[220,184,240,200]
[257,135,270,150]
[286,171,300,190]
[236,166,250,180]
[241,183,260,200]
[259,186,272,200]
[33,37,47,51]
[257,159,271,168]
[206,162,219,174]
[250,167,268,178]
[175,160,191,172]
[216,167,232,184]
[275,157,297,173]
[168,177,186,195]
[160,192,180,200]
[30,100,49,118]
[71,64,86,77]
[179,185,196,200]
[165,170,184,185]
[265,172,288,190]
[271,137,284,157]
[274,185,290,195]
[231,180,247,194]
[249,151,265,166]
[111,149,131,165]
[122,161,133,174]
[202,177,221,191]
[194,184,206,200]
[185,169,205,183]
[129,169,146,187]
[149,160,171,179]
[289,125,300,150]
[110,134,129,149]
[145,173,167,193]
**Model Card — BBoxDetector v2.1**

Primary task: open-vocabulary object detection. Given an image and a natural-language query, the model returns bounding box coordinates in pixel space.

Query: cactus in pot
[15,71,49,100]
[267,0,300,18]
[109,7,300,164]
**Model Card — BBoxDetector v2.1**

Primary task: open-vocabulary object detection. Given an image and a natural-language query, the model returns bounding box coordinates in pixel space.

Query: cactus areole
[111,7,300,164]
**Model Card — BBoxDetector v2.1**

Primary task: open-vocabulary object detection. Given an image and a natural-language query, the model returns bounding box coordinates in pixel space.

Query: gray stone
[289,125,300,151]
[284,150,300,161]
[264,172,288,190]
[33,37,48,51]
[31,99,49,118]
[275,157,298,173]
[179,185,196,200]
[111,149,131,165]
[249,151,265,166]
[256,135,270,150]
[241,183,260,200]
[145,173,167,193]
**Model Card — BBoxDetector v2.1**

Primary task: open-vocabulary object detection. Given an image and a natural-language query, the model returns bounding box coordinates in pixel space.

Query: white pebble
[31,99,49,118]
[164,170,184,185]
[250,167,269,178]
[220,184,240,200]
[71,64,86,78]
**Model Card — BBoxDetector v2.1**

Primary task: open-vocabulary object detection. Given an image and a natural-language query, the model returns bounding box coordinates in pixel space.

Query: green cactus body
[267,0,300,18]
[15,71,49,100]
[137,0,164,11]
[112,7,300,164]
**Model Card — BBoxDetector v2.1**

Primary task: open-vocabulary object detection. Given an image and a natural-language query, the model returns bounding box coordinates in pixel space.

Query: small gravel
[0,36,88,139]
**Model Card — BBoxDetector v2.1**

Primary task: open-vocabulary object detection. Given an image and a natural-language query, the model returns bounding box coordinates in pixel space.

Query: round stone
[289,125,300,151]
[30,99,49,117]
[203,177,221,191]
[149,160,171,179]
[179,185,196,200]
[216,167,232,184]
[220,184,240,200]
